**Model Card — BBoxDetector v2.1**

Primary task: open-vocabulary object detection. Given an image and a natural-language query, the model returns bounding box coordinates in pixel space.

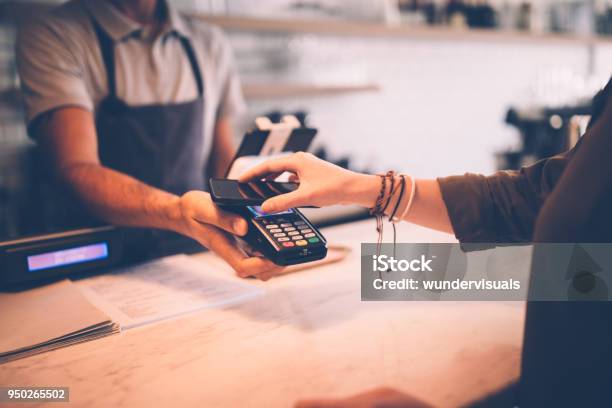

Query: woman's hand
[238,152,381,213]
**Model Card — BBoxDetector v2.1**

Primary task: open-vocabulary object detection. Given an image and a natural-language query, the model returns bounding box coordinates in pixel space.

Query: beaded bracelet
[370,171,409,259]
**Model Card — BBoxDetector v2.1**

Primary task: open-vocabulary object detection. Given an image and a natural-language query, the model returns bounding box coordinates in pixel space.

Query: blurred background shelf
[2,3,610,46]
[195,14,611,46]
[242,83,380,99]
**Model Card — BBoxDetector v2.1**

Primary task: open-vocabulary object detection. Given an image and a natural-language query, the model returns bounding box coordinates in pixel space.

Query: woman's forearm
[404,179,454,234]
[346,173,454,234]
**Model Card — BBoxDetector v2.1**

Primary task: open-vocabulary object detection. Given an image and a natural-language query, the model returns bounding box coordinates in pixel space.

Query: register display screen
[27,242,109,272]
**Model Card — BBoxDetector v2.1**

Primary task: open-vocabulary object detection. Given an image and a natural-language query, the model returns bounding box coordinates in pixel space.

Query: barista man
[17,0,281,280]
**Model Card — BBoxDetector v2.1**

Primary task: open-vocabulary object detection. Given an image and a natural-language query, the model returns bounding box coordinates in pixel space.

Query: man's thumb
[199,206,248,236]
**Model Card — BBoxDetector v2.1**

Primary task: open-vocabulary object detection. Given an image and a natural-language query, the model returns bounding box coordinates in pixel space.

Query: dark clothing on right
[521,80,612,408]
[438,78,612,408]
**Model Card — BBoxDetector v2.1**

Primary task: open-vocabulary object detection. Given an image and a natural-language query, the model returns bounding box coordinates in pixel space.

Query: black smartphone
[209,178,298,206]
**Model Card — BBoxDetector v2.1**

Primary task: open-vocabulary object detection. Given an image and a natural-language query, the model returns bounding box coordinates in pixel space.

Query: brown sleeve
[437,153,571,243]
[437,78,612,245]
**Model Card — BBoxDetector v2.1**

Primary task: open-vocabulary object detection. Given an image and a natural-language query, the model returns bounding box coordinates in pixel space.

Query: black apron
[91,19,209,259]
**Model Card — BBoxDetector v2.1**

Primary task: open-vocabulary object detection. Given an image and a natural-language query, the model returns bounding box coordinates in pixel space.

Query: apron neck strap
[91,18,117,97]
[90,18,204,98]
[179,36,204,97]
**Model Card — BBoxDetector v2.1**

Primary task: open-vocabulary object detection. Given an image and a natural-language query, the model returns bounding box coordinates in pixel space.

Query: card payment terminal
[226,206,327,266]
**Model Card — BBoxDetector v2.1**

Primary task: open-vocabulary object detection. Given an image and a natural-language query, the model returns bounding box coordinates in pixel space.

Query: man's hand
[176,191,284,281]
[295,387,433,408]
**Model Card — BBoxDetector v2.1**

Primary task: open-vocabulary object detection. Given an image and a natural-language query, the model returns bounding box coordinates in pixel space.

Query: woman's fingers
[263,171,286,181]
[238,156,300,182]
[238,152,332,210]
[261,190,306,213]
